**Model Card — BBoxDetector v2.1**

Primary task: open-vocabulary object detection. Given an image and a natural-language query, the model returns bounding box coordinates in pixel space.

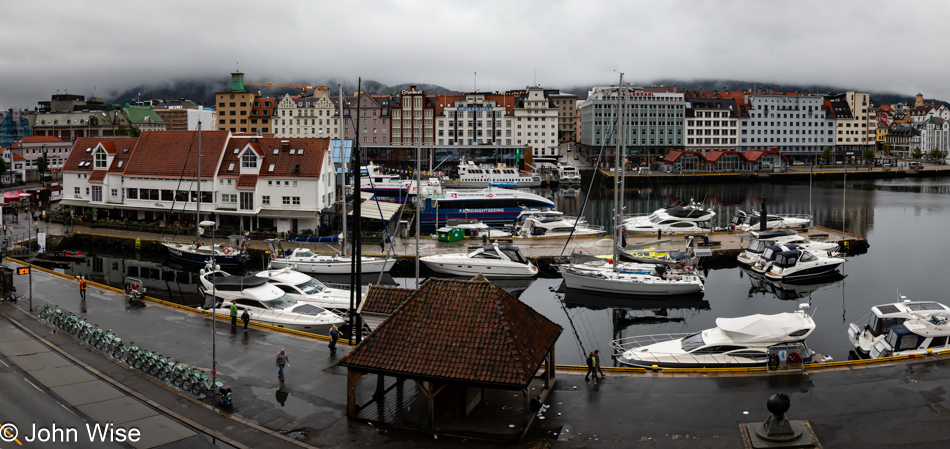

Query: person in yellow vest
[78,276,87,301]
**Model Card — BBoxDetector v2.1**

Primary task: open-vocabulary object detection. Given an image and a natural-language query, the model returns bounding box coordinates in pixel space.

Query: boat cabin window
[295,278,327,294]
[260,293,297,309]
[928,336,948,348]
[681,332,705,352]
[291,304,328,315]
[868,315,902,336]
[789,329,810,337]
[296,249,316,258]
[471,250,501,259]
[692,345,745,355]
[748,239,767,252]
[774,254,797,267]
[274,284,299,295]
[726,350,768,358]
[670,222,695,228]
[885,327,922,352]
[500,248,527,264]
[800,252,818,262]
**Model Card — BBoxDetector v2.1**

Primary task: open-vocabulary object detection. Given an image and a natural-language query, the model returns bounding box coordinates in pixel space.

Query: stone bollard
[744,393,817,448]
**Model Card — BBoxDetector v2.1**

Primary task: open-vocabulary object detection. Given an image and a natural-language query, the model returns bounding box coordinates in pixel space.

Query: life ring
[486,193,494,198]
[270,253,276,261]
[684,265,692,273]
[787,352,802,365]
[223,247,231,255]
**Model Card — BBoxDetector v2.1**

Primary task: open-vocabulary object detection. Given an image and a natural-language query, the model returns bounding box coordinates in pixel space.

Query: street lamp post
[199,220,218,385]
[19,193,31,312]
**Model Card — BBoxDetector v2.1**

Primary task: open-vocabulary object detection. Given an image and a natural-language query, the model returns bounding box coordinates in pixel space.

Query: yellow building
[915,93,924,108]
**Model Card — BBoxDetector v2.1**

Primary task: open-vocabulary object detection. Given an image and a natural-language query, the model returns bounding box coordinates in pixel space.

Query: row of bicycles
[38,304,216,397]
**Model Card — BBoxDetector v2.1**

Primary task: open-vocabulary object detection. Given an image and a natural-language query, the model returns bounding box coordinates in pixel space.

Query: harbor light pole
[19,193,32,311]
[199,220,218,384]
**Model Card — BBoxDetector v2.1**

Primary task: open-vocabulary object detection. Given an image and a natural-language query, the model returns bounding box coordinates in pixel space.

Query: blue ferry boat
[421,188,555,227]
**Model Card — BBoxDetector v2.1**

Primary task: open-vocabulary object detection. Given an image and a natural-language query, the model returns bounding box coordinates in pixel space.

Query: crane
[245,82,326,97]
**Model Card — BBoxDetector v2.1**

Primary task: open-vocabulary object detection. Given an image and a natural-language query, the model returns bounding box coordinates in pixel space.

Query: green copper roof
[122,105,164,124]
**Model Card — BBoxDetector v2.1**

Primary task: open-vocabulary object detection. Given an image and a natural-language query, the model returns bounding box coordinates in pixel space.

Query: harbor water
[53,176,950,366]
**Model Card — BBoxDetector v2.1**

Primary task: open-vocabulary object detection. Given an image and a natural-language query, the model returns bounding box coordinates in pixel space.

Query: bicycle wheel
[112,347,125,359]
[133,357,146,370]
[181,377,194,392]
[77,329,88,341]
[190,381,204,396]
[171,371,185,387]
[125,353,138,366]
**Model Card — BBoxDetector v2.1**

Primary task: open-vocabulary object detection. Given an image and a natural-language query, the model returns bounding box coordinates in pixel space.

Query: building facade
[579,86,685,163]
[5,136,74,181]
[739,93,834,159]
[549,91,578,150]
[391,86,435,146]
[0,109,32,147]
[684,97,740,154]
[216,72,276,134]
[273,89,340,138]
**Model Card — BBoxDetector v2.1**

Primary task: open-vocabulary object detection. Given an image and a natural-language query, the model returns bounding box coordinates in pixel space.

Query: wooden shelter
[340,275,562,440]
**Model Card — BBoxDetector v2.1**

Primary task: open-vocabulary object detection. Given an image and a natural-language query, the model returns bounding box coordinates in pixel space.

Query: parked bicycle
[181,367,215,396]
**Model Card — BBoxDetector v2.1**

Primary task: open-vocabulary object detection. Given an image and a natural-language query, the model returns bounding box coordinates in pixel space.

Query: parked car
[792,160,806,166]
[909,161,923,170]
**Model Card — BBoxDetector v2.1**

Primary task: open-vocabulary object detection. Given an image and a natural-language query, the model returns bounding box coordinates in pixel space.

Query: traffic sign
[17,267,30,275]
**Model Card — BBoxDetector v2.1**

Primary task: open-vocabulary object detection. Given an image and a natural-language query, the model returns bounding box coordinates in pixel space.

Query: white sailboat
[560,75,704,297]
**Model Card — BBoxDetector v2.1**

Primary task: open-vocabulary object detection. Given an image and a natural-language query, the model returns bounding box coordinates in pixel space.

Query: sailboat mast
[339,82,347,256]
[196,121,201,236]
[612,73,623,270]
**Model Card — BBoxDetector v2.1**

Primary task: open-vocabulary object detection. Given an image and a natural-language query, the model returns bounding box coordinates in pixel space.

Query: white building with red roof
[61,132,337,234]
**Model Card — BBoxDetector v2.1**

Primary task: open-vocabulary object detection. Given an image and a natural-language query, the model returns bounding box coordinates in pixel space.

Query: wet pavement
[6,265,950,448]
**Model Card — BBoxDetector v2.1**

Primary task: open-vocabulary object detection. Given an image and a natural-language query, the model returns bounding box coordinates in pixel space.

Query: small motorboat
[848,296,950,356]
[612,305,827,368]
[421,242,538,279]
[200,266,352,314]
[737,230,839,265]
[265,239,395,275]
[442,219,512,239]
[518,216,605,238]
[732,210,813,231]
[764,248,845,281]
[623,200,716,234]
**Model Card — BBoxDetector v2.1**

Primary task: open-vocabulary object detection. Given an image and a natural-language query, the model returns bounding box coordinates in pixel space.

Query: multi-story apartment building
[512,87,559,157]
[739,93,834,158]
[336,92,391,147]
[273,88,340,138]
[826,92,875,159]
[549,91,578,150]
[579,86,685,163]
[435,92,511,147]
[918,117,950,156]
[909,103,950,124]
[61,132,336,233]
[391,86,435,146]
[216,72,276,134]
[683,94,740,154]
[886,125,920,157]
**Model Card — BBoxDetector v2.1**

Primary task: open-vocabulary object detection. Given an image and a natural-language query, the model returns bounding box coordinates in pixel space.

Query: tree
[822,147,833,163]
[912,147,923,160]
[883,142,892,155]
[930,148,943,160]
[35,156,48,173]
[864,148,876,163]
[0,158,6,174]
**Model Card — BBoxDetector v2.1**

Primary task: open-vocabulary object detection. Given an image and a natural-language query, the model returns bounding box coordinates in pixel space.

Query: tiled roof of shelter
[340,275,562,388]
[359,285,416,315]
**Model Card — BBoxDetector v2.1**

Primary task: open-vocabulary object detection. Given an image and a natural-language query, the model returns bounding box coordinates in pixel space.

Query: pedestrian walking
[594,349,606,378]
[585,350,600,382]
[657,229,662,240]
[79,276,87,301]
[328,325,339,353]
[276,349,289,381]
[230,303,238,329]
[241,309,250,333]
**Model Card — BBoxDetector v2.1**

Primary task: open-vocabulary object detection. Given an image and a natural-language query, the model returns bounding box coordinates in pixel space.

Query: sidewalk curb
[0,306,318,449]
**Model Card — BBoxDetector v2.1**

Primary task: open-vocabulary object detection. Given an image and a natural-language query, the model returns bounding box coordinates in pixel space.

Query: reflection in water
[424,275,536,299]
[741,268,846,301]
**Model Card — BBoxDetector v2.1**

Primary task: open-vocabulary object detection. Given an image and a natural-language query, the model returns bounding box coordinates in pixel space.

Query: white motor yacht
[518,216,605,238]
[848,297,950,356]
[764,248,845,281]
[737,229,839,265]
[421,243,538,279]
[732,210,813,231]
[623,200,716,232]
[611,306,823,368]
[445,157,542,188]
[866,312,950,359]
[198,270,344,332]
[265,240,396,275]
[556,162,581,184]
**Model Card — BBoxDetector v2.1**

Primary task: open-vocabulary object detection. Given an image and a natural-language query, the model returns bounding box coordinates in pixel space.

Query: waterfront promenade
[4,265,950,448]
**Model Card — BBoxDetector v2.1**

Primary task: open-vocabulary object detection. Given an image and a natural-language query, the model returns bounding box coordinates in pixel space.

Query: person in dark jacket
[241,309,250,333]
[328,325,340,353]
[585,350,600,382]
[276,349,289,381]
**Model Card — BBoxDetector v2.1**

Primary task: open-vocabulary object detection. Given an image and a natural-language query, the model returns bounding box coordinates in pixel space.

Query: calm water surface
[60,177,950,365]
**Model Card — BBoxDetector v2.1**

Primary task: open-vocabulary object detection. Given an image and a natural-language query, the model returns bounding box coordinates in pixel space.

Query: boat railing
[610,333,692,353]
[321,282,352,291]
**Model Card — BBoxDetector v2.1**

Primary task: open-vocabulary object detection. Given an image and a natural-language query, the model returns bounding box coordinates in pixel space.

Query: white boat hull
[422,259,538,279]
[269,257,396,274]
[562,267,704,296]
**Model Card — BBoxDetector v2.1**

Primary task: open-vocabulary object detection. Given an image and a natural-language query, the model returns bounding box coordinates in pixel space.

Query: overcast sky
[3,0,948,110]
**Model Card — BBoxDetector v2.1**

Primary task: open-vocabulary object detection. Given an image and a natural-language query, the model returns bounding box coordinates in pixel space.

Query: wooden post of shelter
[346,370,365,417]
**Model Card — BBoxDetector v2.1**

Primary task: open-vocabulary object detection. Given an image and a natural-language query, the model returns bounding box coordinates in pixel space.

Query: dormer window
[289,149,296,155]
[242,152,257,168]
[228,163,235,171]
[297,149,303,155]
[292,164,300,174]
[273,149,279,155]
[94,151,107,168]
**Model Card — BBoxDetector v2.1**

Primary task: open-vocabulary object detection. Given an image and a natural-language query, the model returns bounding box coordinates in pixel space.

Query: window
[262,195,270,205]
[91,186,102,202]
[94,151,107,168]
[241,152,257,168]
[126,188,137,199]
[239,192,254,210]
